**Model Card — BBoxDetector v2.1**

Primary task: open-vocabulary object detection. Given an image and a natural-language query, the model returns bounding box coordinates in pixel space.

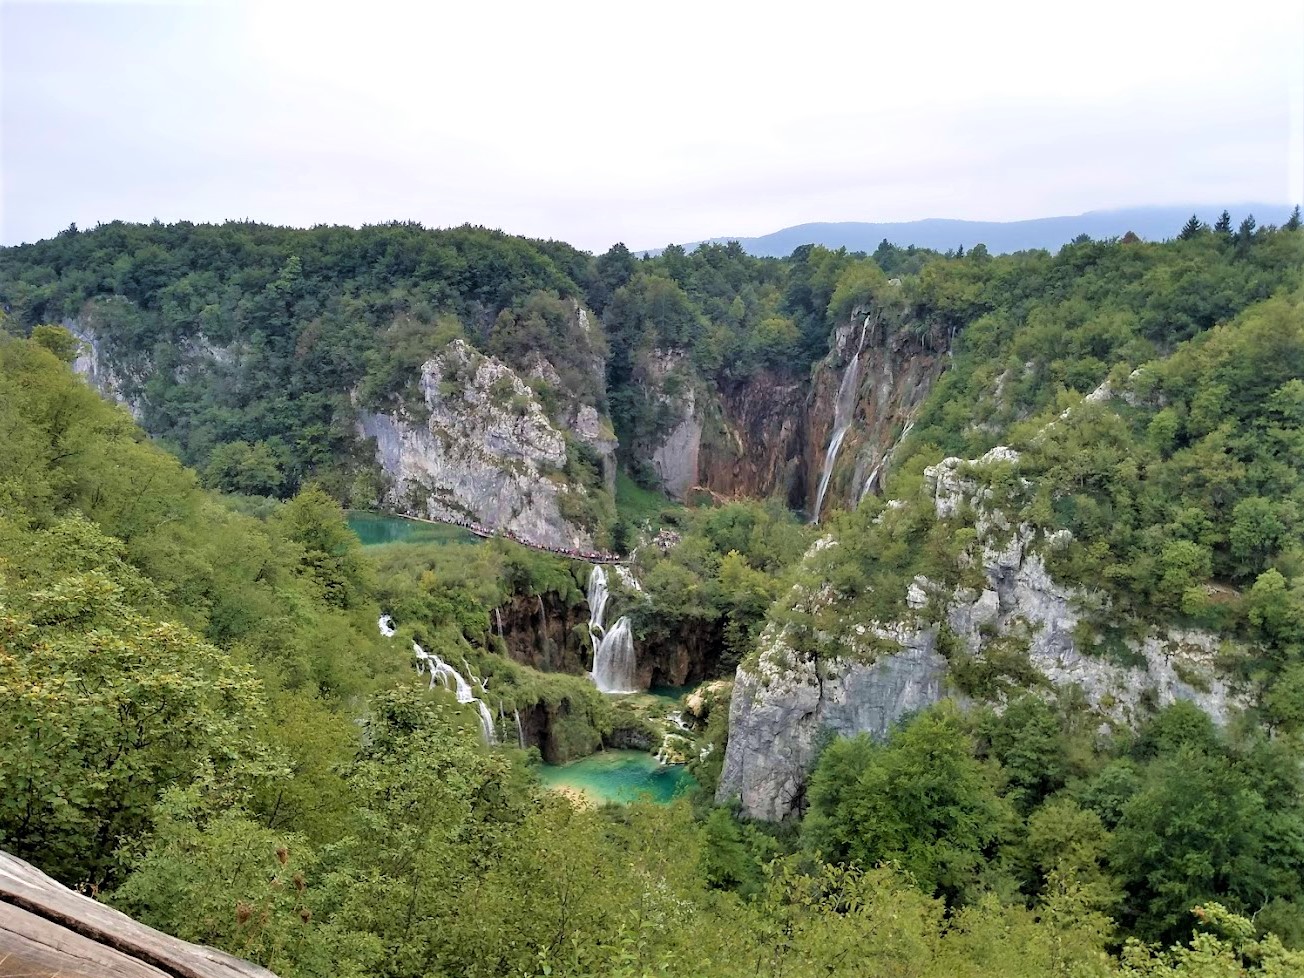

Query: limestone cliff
[697,370,807,506]
[65,303,150,419]
[358,339,608,549]
[717,446,1246,821]
[635,307,946,514]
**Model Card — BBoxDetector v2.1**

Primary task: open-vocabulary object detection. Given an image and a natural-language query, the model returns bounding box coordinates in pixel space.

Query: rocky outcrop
[639,350,702,500]
[65,311,144,419]
[717,445,1246,821]
[495,590,589,675]
[357,340,604,549]
[636,617,726,689]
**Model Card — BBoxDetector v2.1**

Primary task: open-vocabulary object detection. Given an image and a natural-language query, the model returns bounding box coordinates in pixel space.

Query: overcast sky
[3,0,1302,252]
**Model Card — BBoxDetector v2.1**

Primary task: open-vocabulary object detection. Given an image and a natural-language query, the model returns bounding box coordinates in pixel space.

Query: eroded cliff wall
[717,446,1245,821]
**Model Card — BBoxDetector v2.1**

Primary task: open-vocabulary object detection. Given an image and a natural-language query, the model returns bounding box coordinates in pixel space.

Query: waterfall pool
[647,684,696,704]
[347,512,479,547]
[537,750,696,805]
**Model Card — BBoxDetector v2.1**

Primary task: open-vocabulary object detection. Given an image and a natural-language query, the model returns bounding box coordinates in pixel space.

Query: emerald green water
[647,684,696,704]
[537,750,696,805]
[347,512,478,547]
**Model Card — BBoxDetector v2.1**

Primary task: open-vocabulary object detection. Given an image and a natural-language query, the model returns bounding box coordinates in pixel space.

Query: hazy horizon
[3,0,1302,252]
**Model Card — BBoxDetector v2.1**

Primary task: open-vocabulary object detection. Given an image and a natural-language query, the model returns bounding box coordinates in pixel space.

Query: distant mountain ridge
[651,203,1297,258]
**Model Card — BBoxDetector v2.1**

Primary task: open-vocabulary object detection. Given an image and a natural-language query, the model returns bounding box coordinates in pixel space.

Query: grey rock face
[643,349,702,500]
[718,444,1245,821]
[652,403,702,500]
[719,625,946,821]
[357,340,599,549]
[66,317,143,419]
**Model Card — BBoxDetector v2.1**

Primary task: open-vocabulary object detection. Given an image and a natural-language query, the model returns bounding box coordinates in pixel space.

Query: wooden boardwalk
[0,851,276,978]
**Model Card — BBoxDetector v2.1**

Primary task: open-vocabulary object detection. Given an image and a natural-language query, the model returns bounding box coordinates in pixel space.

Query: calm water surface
[537,750,695,805]
[347,512,479,547]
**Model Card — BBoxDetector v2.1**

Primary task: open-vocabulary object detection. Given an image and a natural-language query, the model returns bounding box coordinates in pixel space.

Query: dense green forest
[2,211,1304,976]
[2,326,1300,976]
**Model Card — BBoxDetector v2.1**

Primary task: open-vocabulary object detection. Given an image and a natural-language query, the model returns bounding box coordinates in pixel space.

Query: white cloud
[3,0,1300,250]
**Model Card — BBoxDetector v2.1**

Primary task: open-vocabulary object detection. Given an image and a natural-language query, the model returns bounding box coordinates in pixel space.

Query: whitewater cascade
[378,614,396,638]
[592,616,638,693]
[413,641,497,744]
[514,708,526,749]
[811,314,872,523]
[586,564,638,693]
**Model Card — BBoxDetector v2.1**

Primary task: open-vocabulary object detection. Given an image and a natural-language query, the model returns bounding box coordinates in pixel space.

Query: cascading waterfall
[514,708,525,749]
[494,606,504,642]
[586,564,638,693]
[413,641,497,744]
[811,314,872,524]
[378,614,396,638]
[592,616,637,693]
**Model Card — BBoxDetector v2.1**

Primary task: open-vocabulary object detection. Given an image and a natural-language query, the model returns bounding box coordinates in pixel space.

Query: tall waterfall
[592,616,637,693]
[514,708,526,749]
[811,314,872,524]
[413,641,497,744]
[586,564,637,693]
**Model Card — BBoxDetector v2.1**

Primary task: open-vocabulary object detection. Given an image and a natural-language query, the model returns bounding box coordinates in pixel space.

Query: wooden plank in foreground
[0,851,277,978]
[0,900,170,978]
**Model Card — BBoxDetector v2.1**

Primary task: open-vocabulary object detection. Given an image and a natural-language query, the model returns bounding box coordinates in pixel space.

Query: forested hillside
[3,211,1304,977]
[2,211,1298,530]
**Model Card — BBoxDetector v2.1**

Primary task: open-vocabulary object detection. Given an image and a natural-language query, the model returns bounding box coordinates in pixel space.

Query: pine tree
[1286,205,1301,231]
[1178,214,1205,239]
[1214,210,1233,237]
[1235,214,1257,256]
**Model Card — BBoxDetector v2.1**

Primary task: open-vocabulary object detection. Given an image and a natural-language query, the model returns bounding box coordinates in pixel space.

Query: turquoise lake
[347,512,479,547]
[536,750,696,805]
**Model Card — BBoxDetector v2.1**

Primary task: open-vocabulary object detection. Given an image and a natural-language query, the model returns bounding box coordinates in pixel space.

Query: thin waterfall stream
[811,313,872,523]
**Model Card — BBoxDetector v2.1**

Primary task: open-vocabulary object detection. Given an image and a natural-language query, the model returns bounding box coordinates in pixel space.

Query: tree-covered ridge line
[3,213,1298,517]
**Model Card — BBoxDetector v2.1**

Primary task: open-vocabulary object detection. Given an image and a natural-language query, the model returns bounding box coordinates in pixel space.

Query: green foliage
[803,703,1013,902]
[634,500,813,670]
[4,215,1304,975]
[0,515,276,885]
[30,323,82,362]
